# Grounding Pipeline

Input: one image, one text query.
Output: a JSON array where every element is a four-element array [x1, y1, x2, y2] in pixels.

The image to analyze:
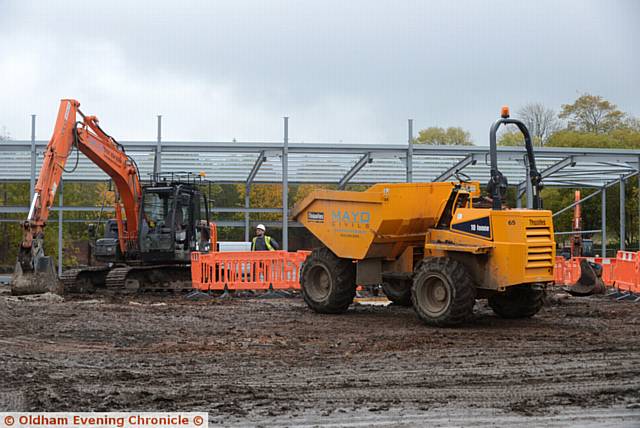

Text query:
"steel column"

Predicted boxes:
[[30, 115, 36, 200], [601, 187, 607, 257], [58, 179, 63, 276], [282, 117, 289, 251], [154, 115, 162, 176], [516, 188, 524, 208], [620, 176, 626, 250], [244, 185, 251, 241], [406, 119, 413, 183]]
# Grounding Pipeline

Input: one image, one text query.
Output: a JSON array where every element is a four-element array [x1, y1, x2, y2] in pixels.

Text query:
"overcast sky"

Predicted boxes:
[[1, 0, 638, 145]]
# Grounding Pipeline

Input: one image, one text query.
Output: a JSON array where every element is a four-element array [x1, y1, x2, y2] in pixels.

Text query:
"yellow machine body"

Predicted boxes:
[[292, 182, 555, 291]]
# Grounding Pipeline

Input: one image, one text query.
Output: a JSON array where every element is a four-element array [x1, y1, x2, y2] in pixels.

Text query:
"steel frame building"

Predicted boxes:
[[2, 117, 639, 271]]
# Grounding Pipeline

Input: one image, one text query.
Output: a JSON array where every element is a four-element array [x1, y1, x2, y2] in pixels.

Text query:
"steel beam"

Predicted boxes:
[[518, 156, 575, 194], [434, 154, 477, 182], [554, 229, 601, 236], [553, 188, 603, 218], [8, 140, 640, 159], [0, 205, 283, 214], [246, 151, 266, 185], [338, 152, 372, 189]]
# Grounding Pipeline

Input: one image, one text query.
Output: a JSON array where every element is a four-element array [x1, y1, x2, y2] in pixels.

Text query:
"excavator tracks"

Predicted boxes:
[[61, 265, 192, 294], [60, 266, 110, 293], [104, 265, 192, 293]]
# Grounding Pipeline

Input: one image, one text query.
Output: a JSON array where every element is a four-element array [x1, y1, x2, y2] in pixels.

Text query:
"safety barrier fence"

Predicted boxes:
[[191, 250, 311, 291], [554, 252, 640, 293]]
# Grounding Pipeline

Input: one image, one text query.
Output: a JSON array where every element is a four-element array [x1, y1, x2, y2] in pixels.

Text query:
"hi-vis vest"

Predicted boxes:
[[251, 235, 275, 251]]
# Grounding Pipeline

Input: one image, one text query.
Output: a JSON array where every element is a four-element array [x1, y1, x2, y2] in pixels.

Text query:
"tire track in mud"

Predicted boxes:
[[0, 292, 639, 420]]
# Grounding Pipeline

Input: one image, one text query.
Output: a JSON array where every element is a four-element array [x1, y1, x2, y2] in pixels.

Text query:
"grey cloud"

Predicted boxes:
[[0, 0, 638, 144]]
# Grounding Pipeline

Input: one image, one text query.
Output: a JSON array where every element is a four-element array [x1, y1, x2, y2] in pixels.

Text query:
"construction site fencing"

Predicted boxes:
[[191, 250, 311, 291], [554, 252, 639, 293]]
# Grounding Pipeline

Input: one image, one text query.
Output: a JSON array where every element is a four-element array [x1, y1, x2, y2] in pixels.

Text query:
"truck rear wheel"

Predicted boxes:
[[488, 284, 544, 319], [382, 280, 412, 306], [301, 247, 356, 314], [411, 257, 475, 326]]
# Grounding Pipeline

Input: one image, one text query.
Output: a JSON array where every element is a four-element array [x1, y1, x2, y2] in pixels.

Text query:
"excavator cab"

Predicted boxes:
[[93, 180, 209, 265], [139, 178, 209, 264]]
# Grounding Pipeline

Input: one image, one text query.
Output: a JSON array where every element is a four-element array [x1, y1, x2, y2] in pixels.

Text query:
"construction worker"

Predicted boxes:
[[252, 224, 280, 251]]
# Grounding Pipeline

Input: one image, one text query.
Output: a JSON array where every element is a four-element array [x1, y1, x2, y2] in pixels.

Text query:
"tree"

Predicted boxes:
[[0, 126, 11, 142], [517, 103, 560, 145], [497, 129, 542, 147], [546, 129, 640, 149], [415, 127, 473, 145], [559, 94, 625, 134], [624, 116, 640, 132]]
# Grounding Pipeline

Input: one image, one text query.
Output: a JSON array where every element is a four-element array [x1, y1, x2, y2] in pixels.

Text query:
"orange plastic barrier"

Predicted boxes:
[[555, 252, 640, 293], [612, 251, 640, 293], [554, 257, 566, 284], [191, 250, 311, 291]]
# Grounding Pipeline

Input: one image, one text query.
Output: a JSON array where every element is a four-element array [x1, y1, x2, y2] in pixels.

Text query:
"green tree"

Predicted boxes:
[[546, 129, 640, 149], [415, 127, 473, 145], [559, 94, 625, 134], [497, 129, 542, 147]]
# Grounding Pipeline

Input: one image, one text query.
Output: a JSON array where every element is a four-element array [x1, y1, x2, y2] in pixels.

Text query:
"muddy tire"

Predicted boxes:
[[488, 284, 544, 319], [411, 257, 475, 327], [301, 247, 356, 314], [382, 280, 412, 306]]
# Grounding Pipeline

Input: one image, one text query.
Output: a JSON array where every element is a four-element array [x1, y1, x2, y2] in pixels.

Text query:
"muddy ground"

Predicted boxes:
[[0, 287, 639, 427]]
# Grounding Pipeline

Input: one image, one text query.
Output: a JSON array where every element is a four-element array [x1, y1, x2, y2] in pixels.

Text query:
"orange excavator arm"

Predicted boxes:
[[17, 99, 142, 281]]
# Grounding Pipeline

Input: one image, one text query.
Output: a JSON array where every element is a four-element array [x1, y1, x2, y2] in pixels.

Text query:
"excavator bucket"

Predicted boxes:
[[564, 259, 605, 297], [11, 252, 61, 296]]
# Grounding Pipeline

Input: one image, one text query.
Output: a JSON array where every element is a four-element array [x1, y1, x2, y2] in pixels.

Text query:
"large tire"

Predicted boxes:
[[488, 284, 544, 319], [382, 280, 412, 306], [411, 257, 476, 327], [301, 247, 356, 314]]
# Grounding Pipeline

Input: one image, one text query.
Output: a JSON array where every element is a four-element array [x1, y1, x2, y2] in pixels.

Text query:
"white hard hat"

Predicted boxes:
[[256, 224, 266, 231]]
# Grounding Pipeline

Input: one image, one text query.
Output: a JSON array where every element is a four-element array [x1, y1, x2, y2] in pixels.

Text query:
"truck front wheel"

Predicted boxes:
[[411, 257, 476, 326], [301, 247, 356, 314]]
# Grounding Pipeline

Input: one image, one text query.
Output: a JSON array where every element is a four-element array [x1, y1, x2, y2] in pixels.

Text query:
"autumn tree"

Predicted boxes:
[[415, 127, 473, 145], [559, 94, 625, 134]]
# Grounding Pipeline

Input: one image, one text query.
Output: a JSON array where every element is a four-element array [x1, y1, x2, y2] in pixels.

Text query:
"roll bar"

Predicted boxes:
[[488, 109, 542, 210]]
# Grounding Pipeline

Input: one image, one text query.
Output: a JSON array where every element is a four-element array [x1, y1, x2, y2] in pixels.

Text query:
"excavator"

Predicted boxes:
[[563, 190, 605, 296], [11, 99, 212, 295]]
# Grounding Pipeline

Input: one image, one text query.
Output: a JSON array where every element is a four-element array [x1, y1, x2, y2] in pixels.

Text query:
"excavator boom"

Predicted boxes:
[[12, 99, 142, 295]]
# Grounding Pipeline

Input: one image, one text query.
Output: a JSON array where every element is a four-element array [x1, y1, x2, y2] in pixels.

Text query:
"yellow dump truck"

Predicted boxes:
[[292, 109, 555, 326]]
